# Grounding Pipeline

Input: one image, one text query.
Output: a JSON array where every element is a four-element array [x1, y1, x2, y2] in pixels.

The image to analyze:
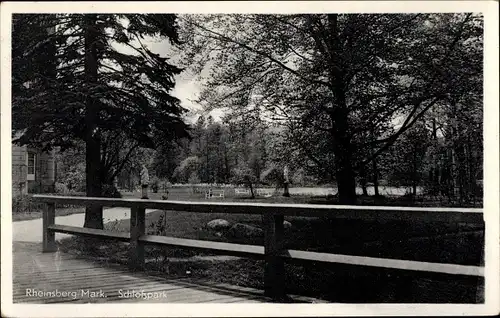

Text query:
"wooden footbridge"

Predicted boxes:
[[13, 243, 322, 303], [13, 195, 484, 303]]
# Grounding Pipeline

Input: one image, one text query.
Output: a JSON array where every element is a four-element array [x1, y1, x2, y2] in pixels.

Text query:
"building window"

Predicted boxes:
[[27, 152, 36, 181]]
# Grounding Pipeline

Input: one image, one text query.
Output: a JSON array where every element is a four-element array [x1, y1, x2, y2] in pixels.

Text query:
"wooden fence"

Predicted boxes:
[[34, 195, 484, 300]]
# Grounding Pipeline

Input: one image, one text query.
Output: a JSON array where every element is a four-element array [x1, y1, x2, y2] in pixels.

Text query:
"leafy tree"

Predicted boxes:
[[424, 95, 483, 204], [172, 156, 201, 183], [62, 163, 86, 192], [54, 133, 142, 194], [260, 164, 286, 193], [231, 163, 258, 198], [180, 13, 482, 204], [151, 139, 187, 180], [188, 171, 201, 185], [387, 121, 430, 195], [221, 111, 273, 181], [54, 143, 86, 191], [12, 14, 190, 228], [205, 117, 229, 184], [99, 132, 142, 186]]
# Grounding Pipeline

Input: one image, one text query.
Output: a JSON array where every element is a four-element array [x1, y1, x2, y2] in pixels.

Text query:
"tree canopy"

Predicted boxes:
[[12, 14, 190, 228], [179, 13, 483, 204], [13, 14, 189, 151]]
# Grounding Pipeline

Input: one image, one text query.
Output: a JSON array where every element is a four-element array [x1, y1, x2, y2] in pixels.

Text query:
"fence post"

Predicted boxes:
[[42, 202, 56, 252], [129, 205, 145, 270], [263, 212, 286, 300]]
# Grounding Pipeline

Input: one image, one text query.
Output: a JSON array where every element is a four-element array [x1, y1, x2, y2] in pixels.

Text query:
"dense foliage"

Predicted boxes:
[[12, 14, 189, 228], [177, 13, 483, 204], [13, 13, 483, 215]]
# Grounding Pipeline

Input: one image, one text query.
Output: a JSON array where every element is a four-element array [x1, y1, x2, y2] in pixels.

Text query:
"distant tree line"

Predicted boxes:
[[104, 102, 481, 206]]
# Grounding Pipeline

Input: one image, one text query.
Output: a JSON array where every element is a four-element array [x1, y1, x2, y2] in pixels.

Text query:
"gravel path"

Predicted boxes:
[[13, 207, 156, 243]]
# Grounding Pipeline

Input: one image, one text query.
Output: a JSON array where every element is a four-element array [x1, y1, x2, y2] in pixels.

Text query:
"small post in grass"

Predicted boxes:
[[42, 202, 57, 252], [263, 212, 286, 300], [129, 205, 145, 270]]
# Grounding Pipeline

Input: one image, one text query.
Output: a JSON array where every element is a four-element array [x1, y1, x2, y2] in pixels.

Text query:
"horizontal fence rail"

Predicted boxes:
[[34, 195, 485, 300], [35, 195, 484, 223]]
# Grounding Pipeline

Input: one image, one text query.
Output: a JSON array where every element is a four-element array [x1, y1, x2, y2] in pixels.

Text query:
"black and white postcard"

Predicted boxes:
[[1, 1, 498, 317]]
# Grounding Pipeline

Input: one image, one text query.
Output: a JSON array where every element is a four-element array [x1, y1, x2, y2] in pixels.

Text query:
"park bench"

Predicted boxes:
[[235, 188, 251, 196], [256, 188, 274, 197], [35, 195, 484, 302], [205, 189, 225, 199]]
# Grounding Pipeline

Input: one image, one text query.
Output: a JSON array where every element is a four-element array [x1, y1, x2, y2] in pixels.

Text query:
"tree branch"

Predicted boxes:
[[182, 17, 331, 88], [355, 95, 442, 170], [110, 142, 141, 181]]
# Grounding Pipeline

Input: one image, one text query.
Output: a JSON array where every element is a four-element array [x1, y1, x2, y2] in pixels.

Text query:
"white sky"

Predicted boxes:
[[133, 38, 223, 123]]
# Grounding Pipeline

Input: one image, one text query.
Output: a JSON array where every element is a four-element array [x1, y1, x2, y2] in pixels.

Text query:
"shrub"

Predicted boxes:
[[159, 179, 172, 192], [55, 182, 70, 194], [102, 184, 122, 198], [188, 172, 201, 185], [12, 194, 43, 213], [260, 165, 284, 189], [151, 176, 160, 193], [172, 156, 201, 183], [60, 162, 86, 192]]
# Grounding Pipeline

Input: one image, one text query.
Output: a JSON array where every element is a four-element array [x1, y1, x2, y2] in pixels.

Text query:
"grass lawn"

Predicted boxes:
[[122, 187, 483, 207], [58, 188, 484, 303], [13, 185, 481, 223]]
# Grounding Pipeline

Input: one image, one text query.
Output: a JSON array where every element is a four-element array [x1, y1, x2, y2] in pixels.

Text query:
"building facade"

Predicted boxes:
[[12, 143, 55, 195]]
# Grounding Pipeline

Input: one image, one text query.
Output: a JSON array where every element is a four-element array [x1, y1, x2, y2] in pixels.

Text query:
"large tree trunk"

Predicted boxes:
[[331, 110, 357, 204], [372, 157, 380, 196], [83, 15, 103, 229], [283, 182, 290, 197], [329, 86, 357, 204], [335, 150, 357, 204], [248, 180, 255, 199], [326, 14, 357, 205]]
